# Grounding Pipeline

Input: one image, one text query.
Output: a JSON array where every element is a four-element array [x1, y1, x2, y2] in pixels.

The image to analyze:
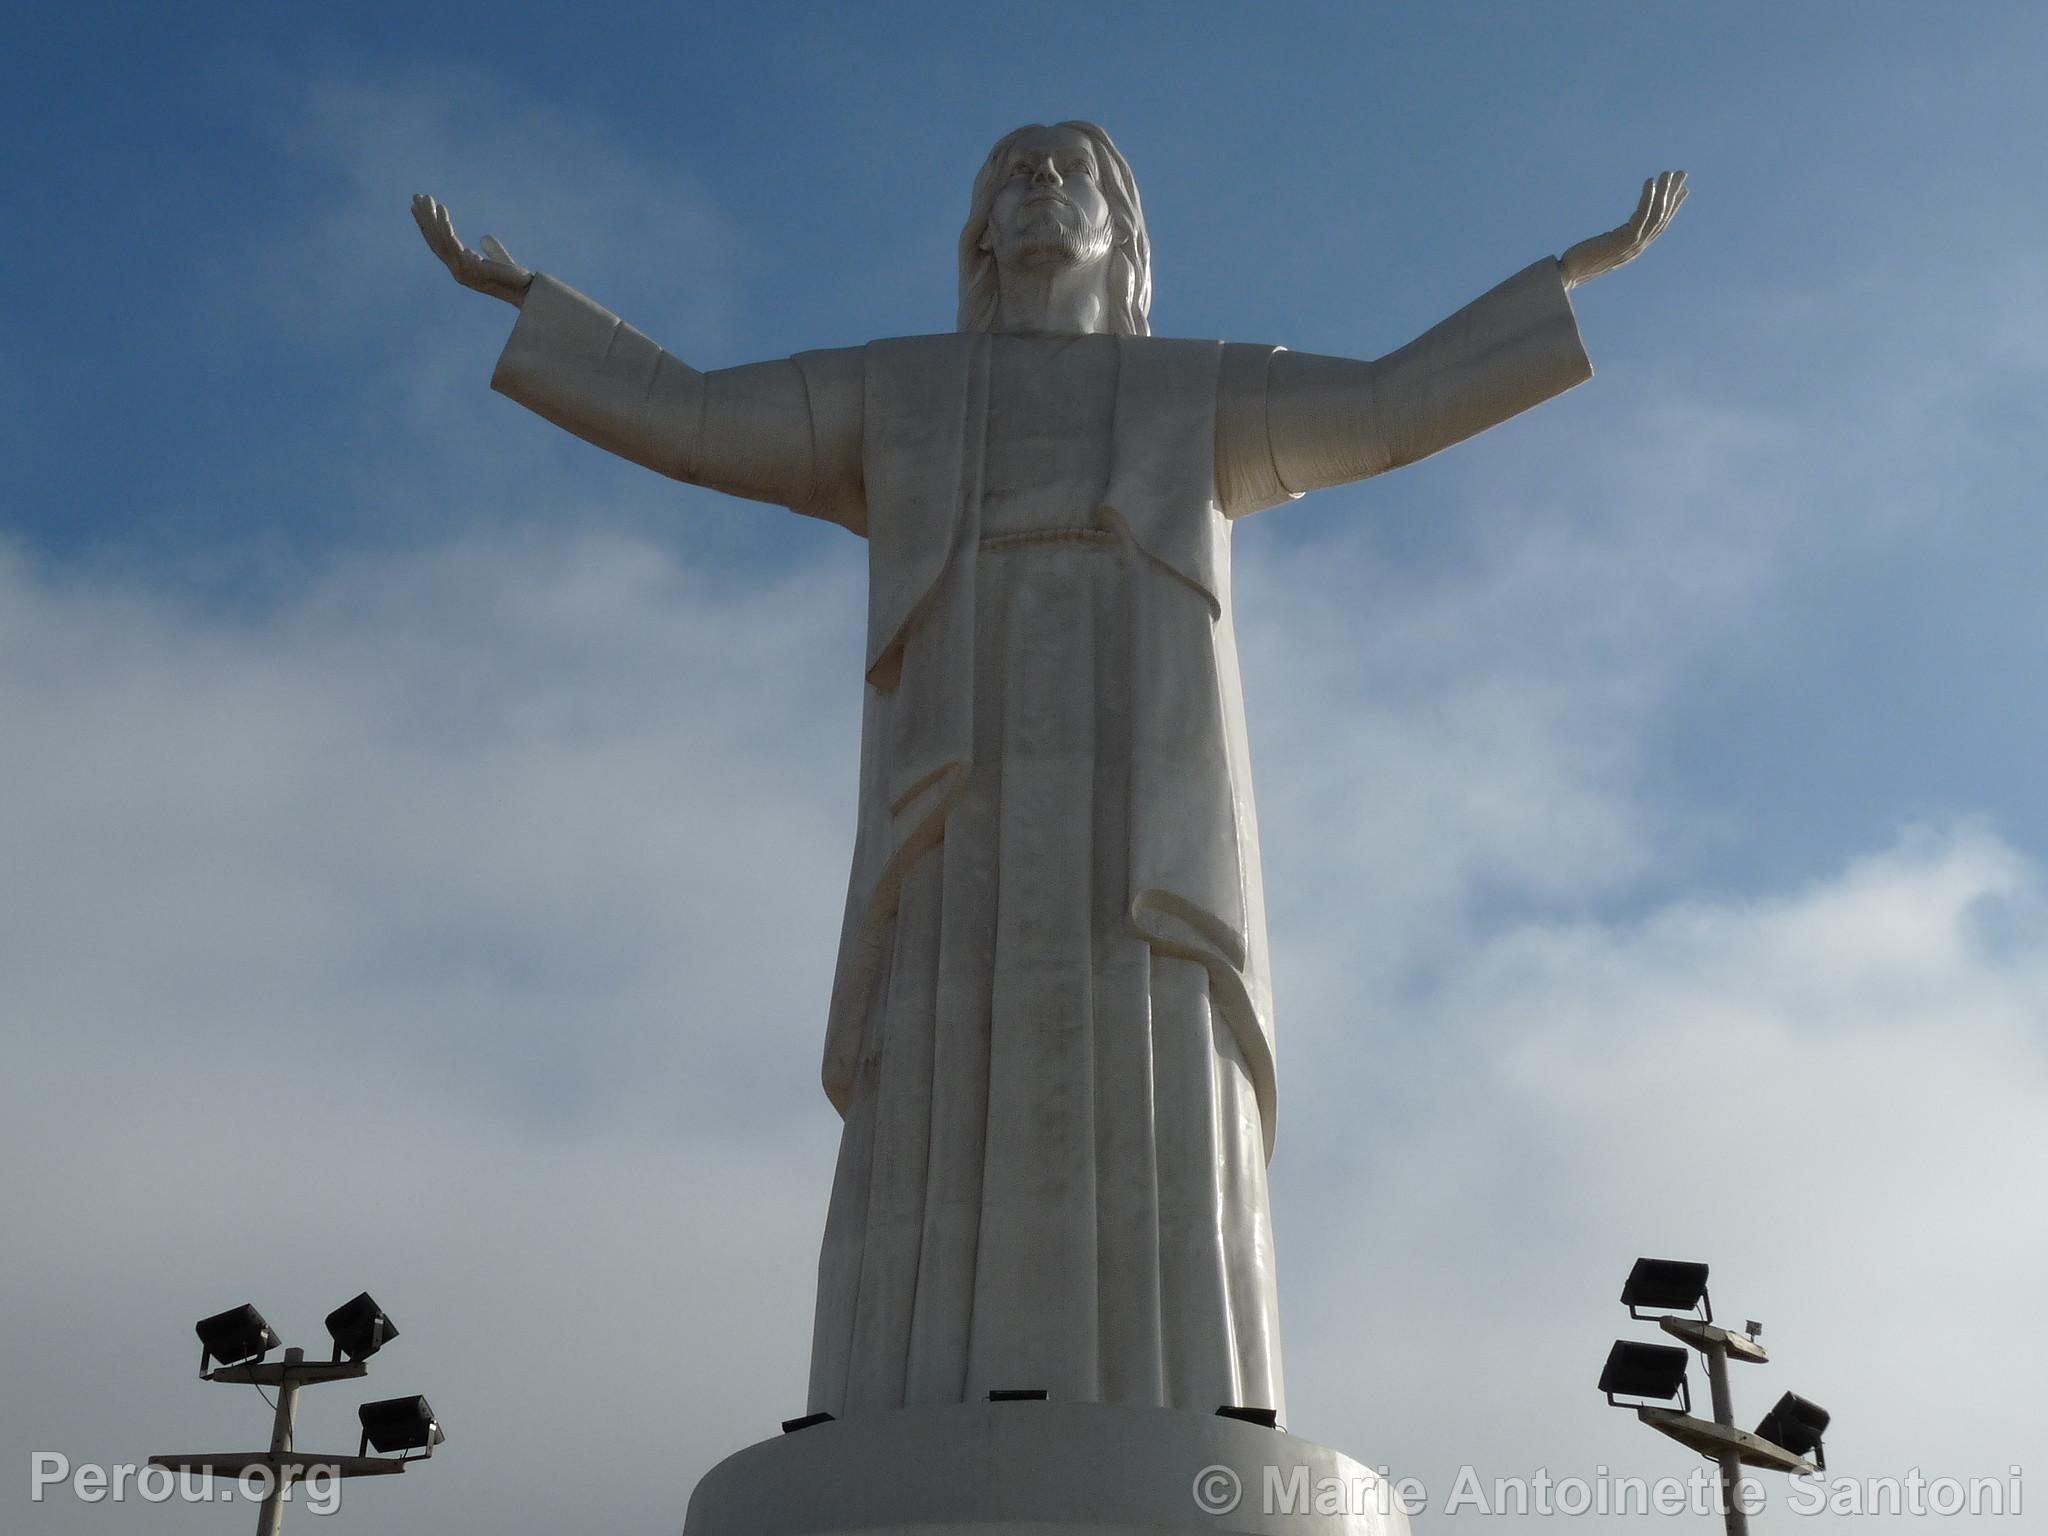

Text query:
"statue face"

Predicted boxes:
[[983, 125, 1114, 271]]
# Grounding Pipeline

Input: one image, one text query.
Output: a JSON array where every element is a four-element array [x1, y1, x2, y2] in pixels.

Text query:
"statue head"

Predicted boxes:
[[957, 121, 1152, 337]]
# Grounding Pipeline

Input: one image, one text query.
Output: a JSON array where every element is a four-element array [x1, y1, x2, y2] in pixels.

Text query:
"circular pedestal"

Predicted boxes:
[[682, 1401, 1413, 1535]]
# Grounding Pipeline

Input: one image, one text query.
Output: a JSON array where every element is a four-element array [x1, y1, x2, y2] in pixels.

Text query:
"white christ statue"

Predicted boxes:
[[414, 123, 1684, 1427]]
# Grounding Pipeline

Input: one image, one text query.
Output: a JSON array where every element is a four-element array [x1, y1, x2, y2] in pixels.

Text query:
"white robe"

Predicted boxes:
[[488, 259, 1592, 1420]]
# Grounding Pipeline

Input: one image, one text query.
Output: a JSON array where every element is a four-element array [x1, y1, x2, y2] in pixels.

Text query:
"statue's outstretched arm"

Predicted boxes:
[[1238, 173, 1685, 506], [412, 195, 859, 526]]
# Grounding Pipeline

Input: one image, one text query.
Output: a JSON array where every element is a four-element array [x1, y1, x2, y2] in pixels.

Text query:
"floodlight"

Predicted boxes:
[[1756, 1391, 1830, 1469], [1217, 1405, 1281, 1429], [357, 1395, 444, 1457], [1599, 1340, 1692, 1413], [325, 1293, 399, 1362], [1620, 1257, 1712, 1321], [195, 1304, 277, 1372], [987, 1388, 1048, 1402]]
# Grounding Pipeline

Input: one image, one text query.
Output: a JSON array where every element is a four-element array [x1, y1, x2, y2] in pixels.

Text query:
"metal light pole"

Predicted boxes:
[[1600, 1259, 1829, 1536], [256, 1347, 303, 1536], [1641, 1316, 1789, 1536], [1704, 1329, 1750, 1536], [152, 1296, 439, 1533]]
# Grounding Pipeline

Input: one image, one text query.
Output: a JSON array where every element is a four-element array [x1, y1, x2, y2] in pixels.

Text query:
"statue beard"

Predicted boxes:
[[993, 209, 1116, 272]]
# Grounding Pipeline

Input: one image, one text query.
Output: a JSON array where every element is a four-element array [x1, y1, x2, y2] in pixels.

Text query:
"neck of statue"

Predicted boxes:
[[992, 258, 1112, 336]]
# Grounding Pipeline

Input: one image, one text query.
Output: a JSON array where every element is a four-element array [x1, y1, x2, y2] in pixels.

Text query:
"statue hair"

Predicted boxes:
[[956, 122, 1152, 337]]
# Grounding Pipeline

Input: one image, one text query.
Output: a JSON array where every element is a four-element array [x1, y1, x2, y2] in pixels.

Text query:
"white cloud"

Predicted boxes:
[[254, 60, 735, 356], [154, 58, 761, 563], [0, 532, 866, 1135], [1281, 825, 2048, 1529], [9, 495, 2042, 1531], [0, 529, 861, 1533]]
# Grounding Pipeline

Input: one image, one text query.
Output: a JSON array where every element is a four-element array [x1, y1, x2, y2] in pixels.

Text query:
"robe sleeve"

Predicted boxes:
[[1214, 342, 1299, 518], [490, 272, 864, 532], [1225, 257, 1593, 514]]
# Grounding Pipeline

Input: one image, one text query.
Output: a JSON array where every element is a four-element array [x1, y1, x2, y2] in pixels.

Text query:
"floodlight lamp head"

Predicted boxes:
[[1620, 1257, 1712, 1322], [357, 1395, 444, 1458], [1216, 1404, 1282, 1429], [1757, 1391, 1831, 1470], [1599, 1339, 1692, 1415], [195, 1304, 278, 1372], [324, 1292, 399, 1362]]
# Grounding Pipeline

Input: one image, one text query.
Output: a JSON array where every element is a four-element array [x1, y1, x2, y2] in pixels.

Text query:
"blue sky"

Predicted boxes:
[[6, 3, 2046, 1532]]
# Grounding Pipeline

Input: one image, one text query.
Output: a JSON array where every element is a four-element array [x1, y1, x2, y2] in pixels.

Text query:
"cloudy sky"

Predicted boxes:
[[6, 2, 2045, 1531]]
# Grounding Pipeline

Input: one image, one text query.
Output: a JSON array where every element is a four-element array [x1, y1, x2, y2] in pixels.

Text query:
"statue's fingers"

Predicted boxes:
[[479, 234, 515, 266], [1629, 177, 1658, 239], [418, 206, 458, 265], [1642, 178, 1667, 231], [447, 220, 477, 268], [1654, 175, 1687, 233], [1647, 175, 1677, 232]]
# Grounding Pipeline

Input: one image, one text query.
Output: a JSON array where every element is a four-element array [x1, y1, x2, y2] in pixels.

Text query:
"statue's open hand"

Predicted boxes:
[[1558, 172, 1687, 290], [411, 194, 533, 307]]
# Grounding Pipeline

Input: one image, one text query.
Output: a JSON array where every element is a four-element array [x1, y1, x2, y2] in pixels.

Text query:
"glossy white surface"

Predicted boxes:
[[683, 1401, 1414, 1536]]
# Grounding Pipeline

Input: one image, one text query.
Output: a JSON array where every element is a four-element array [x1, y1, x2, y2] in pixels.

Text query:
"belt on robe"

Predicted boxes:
[[978, 526, 1119, 552]]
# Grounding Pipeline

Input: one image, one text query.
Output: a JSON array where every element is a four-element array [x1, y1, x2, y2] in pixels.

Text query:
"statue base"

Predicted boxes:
[[682, 1401, 1414, 1534]]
